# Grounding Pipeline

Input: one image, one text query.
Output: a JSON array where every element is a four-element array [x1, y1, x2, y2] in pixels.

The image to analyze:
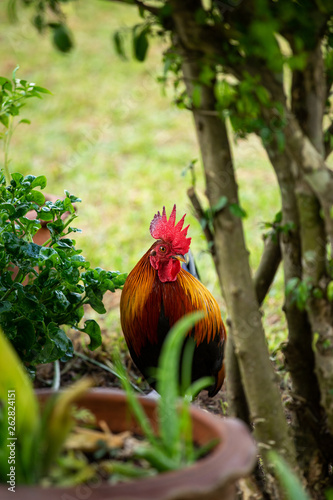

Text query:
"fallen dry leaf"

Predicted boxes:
[[65, 426, 131, 452]]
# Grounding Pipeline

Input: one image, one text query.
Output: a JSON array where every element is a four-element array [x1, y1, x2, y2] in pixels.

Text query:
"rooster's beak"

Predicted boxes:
[[172, 254, 186, 263]]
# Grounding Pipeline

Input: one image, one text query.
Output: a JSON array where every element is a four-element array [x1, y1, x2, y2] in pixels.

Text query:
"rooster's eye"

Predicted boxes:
[[159, 245, 166, 253]]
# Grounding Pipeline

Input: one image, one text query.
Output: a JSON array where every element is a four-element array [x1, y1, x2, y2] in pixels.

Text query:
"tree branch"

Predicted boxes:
[[105, 0, 160, 16], [324, 121, 333, 160], [187, 187, 215, 257], [253, 234, 281, 306]]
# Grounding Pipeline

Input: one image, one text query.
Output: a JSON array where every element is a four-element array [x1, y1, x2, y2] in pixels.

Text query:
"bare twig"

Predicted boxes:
[[187, 186, 215, 257], [74, 351, 144, 394]]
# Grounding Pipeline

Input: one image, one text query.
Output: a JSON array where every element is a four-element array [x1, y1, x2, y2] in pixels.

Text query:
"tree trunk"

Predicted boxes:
[[169, 21, 298, 473], [265, 142, 327, 479], [280, 44, 333, 436]]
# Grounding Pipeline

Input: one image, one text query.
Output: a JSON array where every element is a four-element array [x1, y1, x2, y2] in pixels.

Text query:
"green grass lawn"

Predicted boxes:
[[0, 1, 285, 351]]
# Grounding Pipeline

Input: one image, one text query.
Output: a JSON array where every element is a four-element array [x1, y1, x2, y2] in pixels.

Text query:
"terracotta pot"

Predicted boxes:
[[0, 388, 257, 500]]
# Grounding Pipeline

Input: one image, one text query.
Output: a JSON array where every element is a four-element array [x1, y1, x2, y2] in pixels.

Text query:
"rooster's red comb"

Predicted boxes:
[[150, 205, 191, 254]]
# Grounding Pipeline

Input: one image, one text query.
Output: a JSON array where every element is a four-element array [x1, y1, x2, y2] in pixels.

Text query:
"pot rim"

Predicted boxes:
[[1, 387, 257, 500]]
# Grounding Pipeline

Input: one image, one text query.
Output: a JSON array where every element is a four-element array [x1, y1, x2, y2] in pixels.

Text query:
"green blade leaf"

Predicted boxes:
[[268, 451, 310, 500], [0, 328, 40, 484], [114, 352, 158, 447], [39, 378, 92, 477], [156, 311, 205, 458]]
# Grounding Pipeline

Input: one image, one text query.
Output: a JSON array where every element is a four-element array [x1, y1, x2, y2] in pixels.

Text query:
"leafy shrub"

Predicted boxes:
[[0, 172, 126, 370]]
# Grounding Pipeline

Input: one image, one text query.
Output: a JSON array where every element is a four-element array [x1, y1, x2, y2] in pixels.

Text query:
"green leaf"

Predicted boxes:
[[47, 323, 73, 356], [296, 281, 310, 311], [38, 207, 54, 221], [199, 65, 215, 86], [186, 376, 215, 400], [13, 318, 36, 351], [0, 301, 12, 313], [85, 288, 106, 314], [39, 246, 59, 262], [27, 190, 45, 206], [53, 290, 70, 312], [327, 281, 333, 302], [47, 219, 65, 236], [11, 172, 24, 185], [63, 197, 74, 214], [33, 86, 52, 95], [31, 175, 47, 189], [10, 203, 31, 220], [110, 272, 127, 288], [285, 277, 299, 296], [0, 114, 9, 128], [212, 196, 228, 214], [113, 30, 127, 60], [52, 24, 74, 53], [274, 211, 282, 224], [312, 288, 323, 300], [18, 118, 31, 125], [229, 202, 247, 218], [192, 84, 202, 108], [80, 320, 102, 350], [0, 77, 10, 86], [133, 25, 149, 62], [0, 202, 15, 216]]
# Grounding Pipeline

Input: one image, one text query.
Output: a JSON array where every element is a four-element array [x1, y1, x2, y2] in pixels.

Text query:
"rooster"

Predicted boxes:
[[120, 205, 226, 396]]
